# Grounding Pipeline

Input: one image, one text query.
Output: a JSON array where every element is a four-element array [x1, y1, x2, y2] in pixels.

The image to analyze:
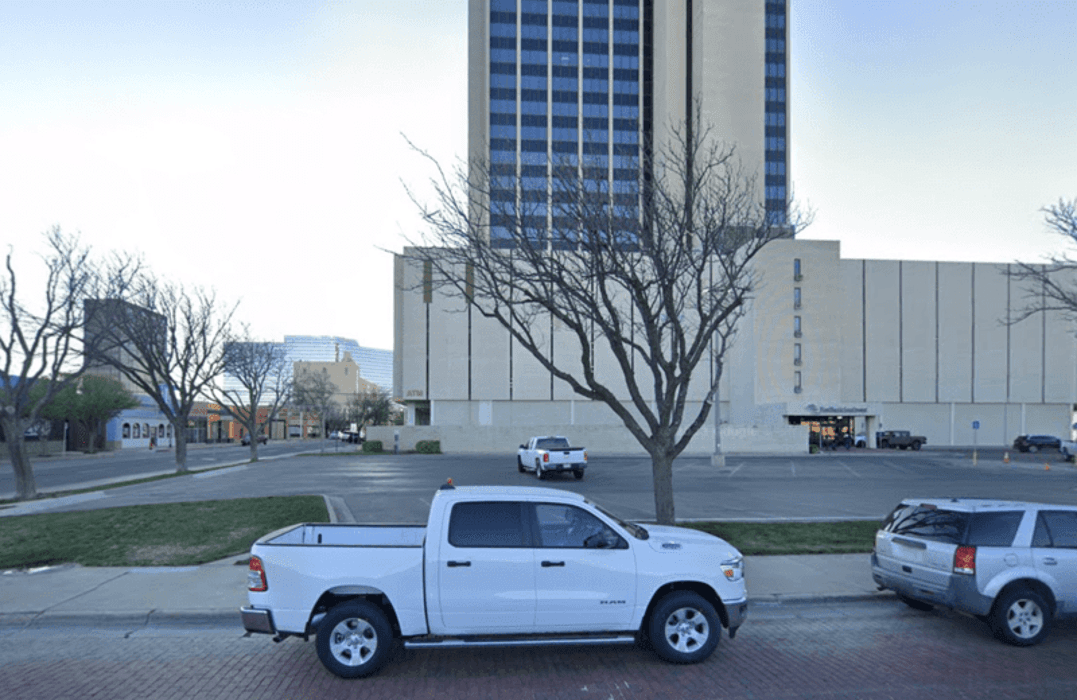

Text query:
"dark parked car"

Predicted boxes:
[[1013, 435, 1060, 453], [241, 433, 268, 446]]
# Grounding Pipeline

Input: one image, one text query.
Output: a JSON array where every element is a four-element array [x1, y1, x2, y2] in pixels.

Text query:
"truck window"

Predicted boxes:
[[448, 502, 529, 548], [536, 438, 570, 450], [534, 504, 619, 548]]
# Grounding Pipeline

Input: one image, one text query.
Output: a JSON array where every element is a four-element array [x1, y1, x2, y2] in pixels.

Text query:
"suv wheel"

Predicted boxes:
[[991, 588, 1051, 646], [1029, 445, 1039, 453]]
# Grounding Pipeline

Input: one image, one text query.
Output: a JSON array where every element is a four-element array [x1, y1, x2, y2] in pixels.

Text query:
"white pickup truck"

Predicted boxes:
[[241, 483, 747, 678], [517, 435, 587, 480]]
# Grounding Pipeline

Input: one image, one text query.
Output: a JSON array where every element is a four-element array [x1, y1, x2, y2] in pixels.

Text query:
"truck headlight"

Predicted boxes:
[[720, 555, 744, 582]]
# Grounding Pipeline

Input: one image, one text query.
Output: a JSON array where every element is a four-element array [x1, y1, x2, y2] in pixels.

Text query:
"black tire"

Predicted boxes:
[[647, 591, 721, 664], [315, 600, 394, 678], [536, 461, 546, 480], [898, 595, 934, 612], [990, 588, 1051, 646], [517, 456, 525, 473], [911, 441, 921, 451], [574, 469, 584, 480]]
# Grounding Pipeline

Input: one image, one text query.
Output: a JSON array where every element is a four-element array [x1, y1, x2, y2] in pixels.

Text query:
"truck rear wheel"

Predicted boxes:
[[574, 469, 584, 480], [517, 456, 525, 473], [316, 600, 393, 678], [647, 591, 721, 664]]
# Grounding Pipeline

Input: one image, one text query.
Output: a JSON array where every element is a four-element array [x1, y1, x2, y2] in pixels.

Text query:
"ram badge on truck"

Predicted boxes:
[[241, 482, 747, 678]]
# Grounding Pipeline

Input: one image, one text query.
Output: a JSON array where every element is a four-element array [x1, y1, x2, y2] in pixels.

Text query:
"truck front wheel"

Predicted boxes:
[[316, 600, 393, 678], [647, 591, 721, 664]]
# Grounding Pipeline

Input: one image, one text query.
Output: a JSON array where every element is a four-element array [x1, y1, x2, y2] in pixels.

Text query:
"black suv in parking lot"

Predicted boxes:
[[1013, 435, 1061, 453]]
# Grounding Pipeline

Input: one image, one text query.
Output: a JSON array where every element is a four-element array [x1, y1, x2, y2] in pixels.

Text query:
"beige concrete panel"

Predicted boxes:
[[695, 0, 766, 195], [864, 261, 901, 402], [972, 264, 1010, 403], [428, 284, 471, 401], [396, 253, 429, 401], [937, 263, 973, 403], [878, 403, 951, 447], [899, 262, 937, 403], [1023, 403, 1072, 437], [797, 243, 844, 405], [1044, 305, 1077, 404], [750, 243, 794, 404], [512, 313, 553, 401], [470, 308, 511, 400], [551, 320, 586, 401], [839, 260, 865, 402], [467, 0, 490, 179], [952, 403, 1007, 447], [651, 0, 687, 149]]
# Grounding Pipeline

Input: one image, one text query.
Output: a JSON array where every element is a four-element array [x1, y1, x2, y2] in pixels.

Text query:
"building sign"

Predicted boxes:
[[804, 404, 869, 415]]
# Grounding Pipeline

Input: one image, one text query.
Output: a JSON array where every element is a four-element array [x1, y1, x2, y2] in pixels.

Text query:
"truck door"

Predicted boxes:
[[531, 503, 636, 631], [432, 501, 536, 634]]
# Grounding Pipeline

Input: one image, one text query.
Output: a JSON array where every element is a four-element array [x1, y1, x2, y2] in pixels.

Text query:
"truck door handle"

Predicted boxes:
[[541, 560, 565, 567], [447, 560, 471, 568], [1042, 557, 1058, 566]]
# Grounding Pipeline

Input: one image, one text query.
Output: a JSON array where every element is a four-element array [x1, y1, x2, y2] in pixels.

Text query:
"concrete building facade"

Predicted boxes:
[[390, 239, 1076, 454]]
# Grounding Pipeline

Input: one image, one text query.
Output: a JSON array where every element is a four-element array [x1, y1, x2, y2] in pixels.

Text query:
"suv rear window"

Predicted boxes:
[[882, 504, 1022, 546], [883, 505, 968, 544]]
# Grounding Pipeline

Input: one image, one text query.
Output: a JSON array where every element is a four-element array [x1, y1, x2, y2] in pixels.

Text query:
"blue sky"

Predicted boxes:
[[1, 1, 1074, 352]]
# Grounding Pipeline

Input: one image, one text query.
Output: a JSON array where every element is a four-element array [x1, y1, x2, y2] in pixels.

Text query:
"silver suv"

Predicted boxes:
[[872, 498, 1077, 645]]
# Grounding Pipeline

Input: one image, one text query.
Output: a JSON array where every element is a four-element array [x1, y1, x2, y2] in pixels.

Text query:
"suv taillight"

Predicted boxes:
[[248, 556, 268, 592], [953, 546, 976, 575]]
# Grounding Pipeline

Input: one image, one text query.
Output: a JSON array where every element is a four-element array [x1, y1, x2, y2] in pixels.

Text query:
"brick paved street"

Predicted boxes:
[[3, 601, 1075, 699]]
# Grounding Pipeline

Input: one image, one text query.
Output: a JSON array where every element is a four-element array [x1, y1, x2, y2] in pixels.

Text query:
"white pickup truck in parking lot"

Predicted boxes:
[[241, 482, 747, 678], [517, 435, 587, 480]]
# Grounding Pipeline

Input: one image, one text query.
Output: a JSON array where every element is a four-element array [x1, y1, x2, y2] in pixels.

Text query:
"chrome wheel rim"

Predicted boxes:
[[664, 606, 710, 653], [329, 617, 378, 666], [1005, 598, 1044, 640]]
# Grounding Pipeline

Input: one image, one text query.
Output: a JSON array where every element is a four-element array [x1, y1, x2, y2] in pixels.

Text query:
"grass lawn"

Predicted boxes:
[[681, 520, 880, 556], [0, 496, 328, 569], [1, 492, 877, 568]]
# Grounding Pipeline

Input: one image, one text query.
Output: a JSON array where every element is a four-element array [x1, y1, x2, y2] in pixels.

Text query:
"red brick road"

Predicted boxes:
[[3, 601, 1075, 699]]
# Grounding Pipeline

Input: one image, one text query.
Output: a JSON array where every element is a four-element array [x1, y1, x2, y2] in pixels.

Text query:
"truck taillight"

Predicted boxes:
[[248, 556, 268, 592], [953, 546, 976, 575], [543, 453, 549, 463]]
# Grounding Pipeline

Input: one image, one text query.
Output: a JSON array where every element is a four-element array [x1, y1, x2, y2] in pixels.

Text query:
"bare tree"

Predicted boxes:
[[406, 116, 809, 523], [346, 385, 393, 431], [292, 367, 338, 452], [85, 277, 236, 473], [1007, 198, 1077, 323], [213, 329, 292, 462], [0, 228, 138, 500]]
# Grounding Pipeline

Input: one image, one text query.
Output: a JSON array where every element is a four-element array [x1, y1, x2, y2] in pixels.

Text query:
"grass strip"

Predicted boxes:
[[0, 496, 328, 569], [681, 520, 880, 556]]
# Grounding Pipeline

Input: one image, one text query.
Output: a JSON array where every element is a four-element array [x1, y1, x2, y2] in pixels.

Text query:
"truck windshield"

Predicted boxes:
[[587, 499, 649, 540]]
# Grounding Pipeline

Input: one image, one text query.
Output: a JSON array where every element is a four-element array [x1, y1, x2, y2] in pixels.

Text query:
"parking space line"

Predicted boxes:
[[838, 462, 862, 478]]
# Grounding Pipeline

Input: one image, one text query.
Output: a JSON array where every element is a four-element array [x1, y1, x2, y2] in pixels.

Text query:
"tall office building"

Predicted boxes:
[[468, 0, 789, 243]]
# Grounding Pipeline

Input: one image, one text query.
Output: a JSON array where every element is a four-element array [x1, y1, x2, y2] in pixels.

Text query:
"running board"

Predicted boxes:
[[404, 634, 636, 650]]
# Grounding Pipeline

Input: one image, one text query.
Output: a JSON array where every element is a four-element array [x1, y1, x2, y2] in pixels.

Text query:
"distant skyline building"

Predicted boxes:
[[469, 0, 789, 245], [221, 336, 393, 397]]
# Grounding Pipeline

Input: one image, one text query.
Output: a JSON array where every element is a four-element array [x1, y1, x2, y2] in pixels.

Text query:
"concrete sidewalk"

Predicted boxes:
[[0, 551, 888, 628]]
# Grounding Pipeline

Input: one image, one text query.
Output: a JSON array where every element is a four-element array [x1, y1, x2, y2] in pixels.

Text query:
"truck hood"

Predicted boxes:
[[642, 524, 741, 559]]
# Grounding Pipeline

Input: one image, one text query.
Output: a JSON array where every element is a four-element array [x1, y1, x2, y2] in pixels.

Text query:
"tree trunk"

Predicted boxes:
[[249, 442, 259, 462], [1, 416, 37, 500], [650, 449, 676, 524], [173, 419, 188, 473]]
